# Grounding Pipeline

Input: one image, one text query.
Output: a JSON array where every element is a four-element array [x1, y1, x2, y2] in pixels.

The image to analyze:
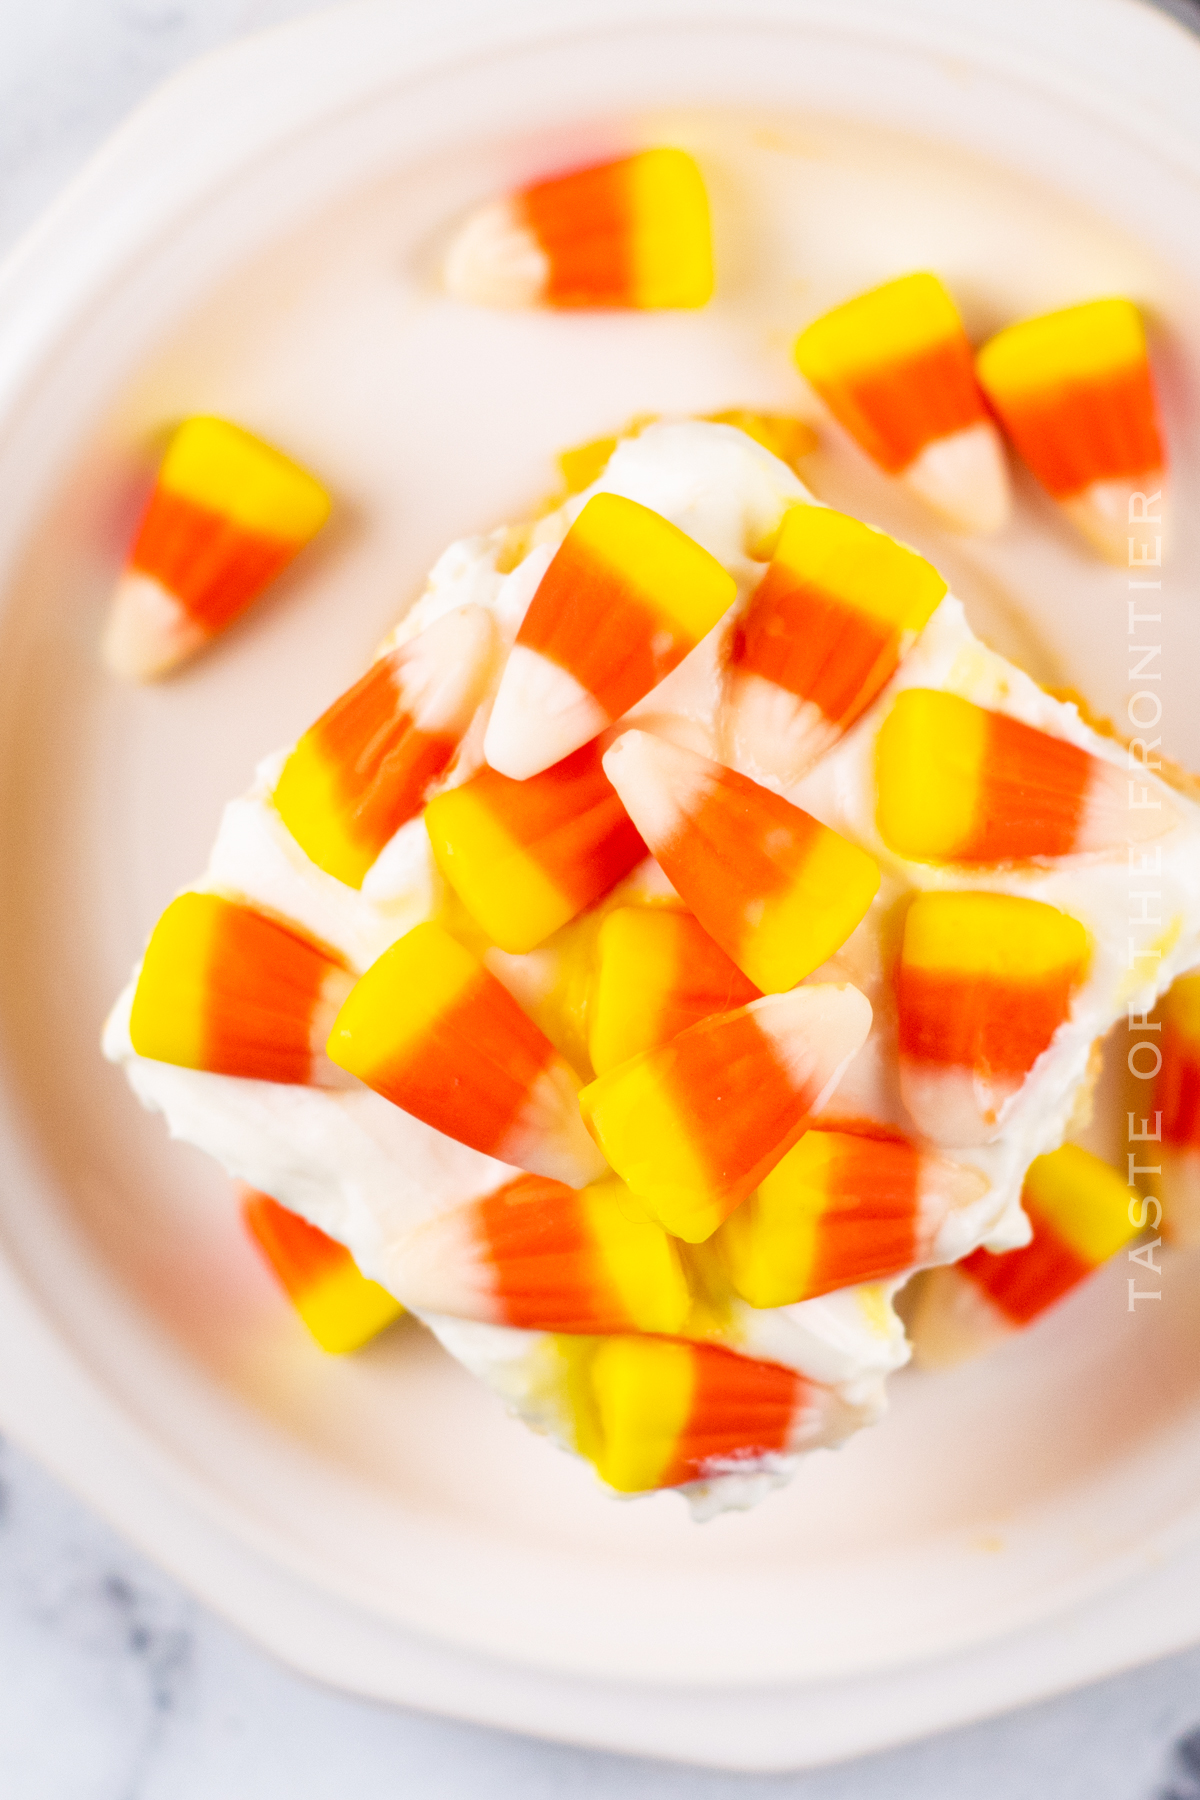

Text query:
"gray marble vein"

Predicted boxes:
[[2, 1432, 1200, 1798]]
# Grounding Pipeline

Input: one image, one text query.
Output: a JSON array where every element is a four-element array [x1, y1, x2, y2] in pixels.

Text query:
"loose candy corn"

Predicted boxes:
[[484, 492, 736, 780], [587, 907, 759, 1075], [896, 892, 1090, 1146], [578, 1337, 835, 1493], [327, 921, 606, 1185], [909, 1144, 1138, 1366], [274, 606, 495, 886], [443, 148, 713, 310], [129, 891, 353, 1084], [715, 1129, 988, 1308], [424, 741, 645, 955], [104, 417, 330, 680], [241, 1188, 403, 1353], [1156, 971, 1200, 1245], [603, 730, 879, 993], [723, 505, 947, 782], [578, 983, 872, 1241], [793, 273, 1009, 533], [976, 299, 1166, 563], [876, 688, 1172, 864], [387, 1173, 690, 1334]]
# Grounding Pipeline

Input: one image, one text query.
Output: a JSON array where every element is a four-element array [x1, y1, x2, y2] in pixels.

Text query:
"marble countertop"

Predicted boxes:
[[2, 3, 1200, 1794]]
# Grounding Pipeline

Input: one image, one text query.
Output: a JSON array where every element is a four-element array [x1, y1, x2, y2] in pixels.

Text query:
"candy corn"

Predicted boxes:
[[723, 505, 947, 782], [896, 892, 1090, 1145], [602, 730, 880, 993], [587, 907, 760, 1075], [128, 891, 354, 1084], [976, 299, 1165, 563], [793, 273, 1009, 533], [876, 688, 1172, 864], [327, 920, 607, 1185], [387, 1173, 690, 1333], [715, 1129, 987, 1307], [578, 983, 872, 1241], [274, 606, 496, 886], [424, 741, 645, 955], [1156, 971, 1200, 1245], [443, 148, 713, 310], [577, 1336, 834, 1493], [909, 1144, 1138, 1366], [240, 1188, 403, 1353], [104, 417, 330, 680], [484, 492, 736, 780]]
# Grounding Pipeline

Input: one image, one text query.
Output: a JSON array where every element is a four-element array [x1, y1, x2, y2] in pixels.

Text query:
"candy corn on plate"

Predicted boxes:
[[3, 0, 1200, 1770]]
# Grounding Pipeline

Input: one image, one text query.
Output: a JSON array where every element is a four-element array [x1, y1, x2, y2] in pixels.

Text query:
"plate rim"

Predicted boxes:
[[2, 0, 1200, 1768]]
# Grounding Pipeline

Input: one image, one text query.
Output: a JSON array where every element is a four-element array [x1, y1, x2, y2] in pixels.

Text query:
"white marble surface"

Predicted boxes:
[[2, 1, 1200, 1793]]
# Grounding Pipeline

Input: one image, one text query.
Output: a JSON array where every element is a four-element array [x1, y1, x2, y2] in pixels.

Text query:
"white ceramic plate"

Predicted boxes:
[[2, 0, 1200, 1771]]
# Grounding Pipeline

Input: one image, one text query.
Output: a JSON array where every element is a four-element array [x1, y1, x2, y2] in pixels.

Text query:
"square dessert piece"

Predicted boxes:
[[106, 420, 1200, 1514]]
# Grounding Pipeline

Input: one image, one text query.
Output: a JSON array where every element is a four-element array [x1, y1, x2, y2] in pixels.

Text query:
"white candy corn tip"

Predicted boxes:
[[917, 1158, 992, 1262], [398, 604, 499, 735], [601, 729, 715, 853], [1163, 1146, 1200, 1247], [443, 198, 549, 307], [902, 421, 1011, 535], [384, 1207, 500, 1322], [786, 1382, 863, 1455], [1081, 751, 1179, 850], [751, 984, 873, 1109], [103, 572, 209, 682], [484, 642, 609, 779], [899, 1064, 1021, 1149], [907, 1265, 1011, 1369], [721, 670, 838, 787], [501, 1062, 610, 1186], [1061, 475, 1167, 565]]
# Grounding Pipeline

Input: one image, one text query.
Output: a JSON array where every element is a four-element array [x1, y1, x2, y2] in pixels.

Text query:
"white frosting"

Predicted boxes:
[[105, 421, 1200, 1512]]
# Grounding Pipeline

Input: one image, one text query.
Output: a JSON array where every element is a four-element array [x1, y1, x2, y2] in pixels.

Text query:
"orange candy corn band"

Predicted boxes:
[[586, 907, 760, 1076], [1156, 975, 1200, 1150], [390, 1173, 691, 1335], [603, 731, 879, 995], [274, 606, 495, 887], [581, 1336, 806, 1493], [484, 492, 736, 779], [129, 891, 353, 1085], [130, 491, 293, 632], [1155, 975, 1200, 1242], [875, 688, 1165, 865], [424, 741, 646, 956], [241, 1189, 403, 1353], [579, 984, 873, 1242], [327, 921, 605, 1186], [976, 299, 1164, 499]]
